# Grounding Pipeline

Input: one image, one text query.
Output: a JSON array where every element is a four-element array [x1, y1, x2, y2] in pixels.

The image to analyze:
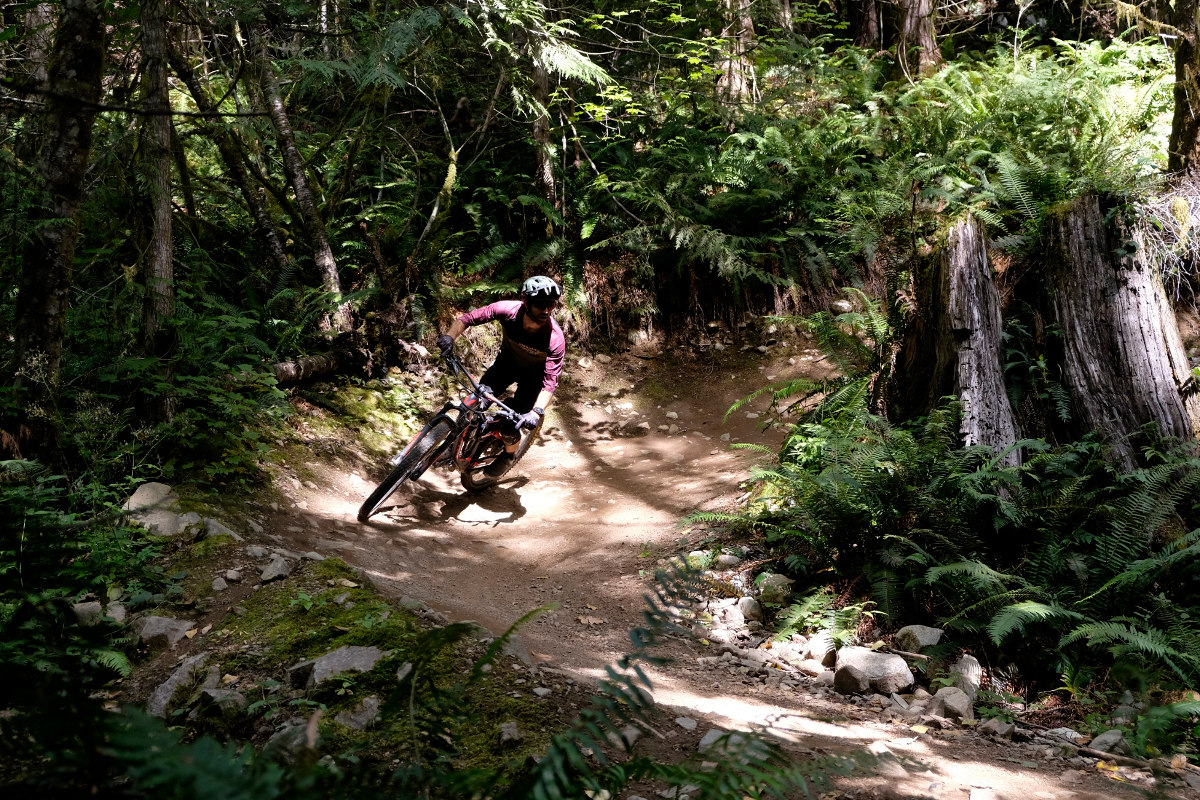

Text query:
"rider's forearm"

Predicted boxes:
[[445, 319, 467, 340], [535, 390, 553, 411]]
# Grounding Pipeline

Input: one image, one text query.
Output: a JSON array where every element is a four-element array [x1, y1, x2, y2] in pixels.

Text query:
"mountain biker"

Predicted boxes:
[[435, 275, 565, 477]]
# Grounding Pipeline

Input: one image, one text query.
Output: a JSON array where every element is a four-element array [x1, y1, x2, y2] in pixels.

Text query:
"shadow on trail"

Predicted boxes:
[[361, 477, 531, 529]]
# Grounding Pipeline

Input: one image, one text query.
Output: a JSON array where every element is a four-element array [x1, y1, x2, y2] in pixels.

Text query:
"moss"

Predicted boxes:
[[159, 534, 238, 600], [220, 567, 420, 666], [310, 656, 572, 784], [453, 682, 560, 773]]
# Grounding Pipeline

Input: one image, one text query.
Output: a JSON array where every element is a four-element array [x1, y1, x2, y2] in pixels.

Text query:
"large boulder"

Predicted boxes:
[[756, 573, 794, 605], [1089, 729, 1131, 755], [122, 482, 203, 537], [950, 654, 983, 700], [146, 653, 210, 717], [926, 686, 974, 721], [833, 647, 914, 694], [202, 518, 243, 541], [833, 664, 870, 694], [334, 695, 381, 731], [72, 601, 105, 627], [132, 615, 196, 650], [737, 596, 763, 622], [894, 625, 943, 653], [263, 722, 320, 765], [803, 630, 837, 667], [191, 688, 248, 721], [261, 554, 292, 582]]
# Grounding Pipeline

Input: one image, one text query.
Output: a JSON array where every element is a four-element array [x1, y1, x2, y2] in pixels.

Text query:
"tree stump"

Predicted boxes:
[[892, 216, 1020, 464], [1045, 196, 1200, 466]]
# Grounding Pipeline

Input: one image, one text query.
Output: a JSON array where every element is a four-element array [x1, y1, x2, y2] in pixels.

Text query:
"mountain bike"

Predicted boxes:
[[357, 354, 543, 522]]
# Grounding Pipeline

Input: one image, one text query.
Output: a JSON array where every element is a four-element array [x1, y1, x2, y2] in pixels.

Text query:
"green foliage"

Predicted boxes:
[[727, 288, 889, 429], [773, 590, 878, 648], [0, 477, 167, 791], [737, 377, 1200, 697], [878, 37, 1171, 248], [1130, 701, 1200, 759]]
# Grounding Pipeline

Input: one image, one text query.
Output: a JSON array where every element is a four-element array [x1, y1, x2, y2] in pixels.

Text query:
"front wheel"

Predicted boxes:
[[358, 419, 454, 522]]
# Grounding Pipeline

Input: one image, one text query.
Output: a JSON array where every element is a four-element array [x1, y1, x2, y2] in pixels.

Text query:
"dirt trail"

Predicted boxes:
[[276, 347, 1186, 800]]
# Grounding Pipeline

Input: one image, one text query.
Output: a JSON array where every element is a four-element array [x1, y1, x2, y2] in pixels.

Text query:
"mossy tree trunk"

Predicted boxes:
[[169, 50, 292, 278], [849, 0, 880, 48], [140, 0, 174, 371], [1044, 196, 1200, 467], [896, 0, 941, 78], [716, 0, 755, 106], [8, 0, 105, 460], [1169, 0, 1200, 174], [893, 202, 1199, 468], [251, 26, 353, 334], [891, 216, 1020, 463], [531, 60, 557, 230]]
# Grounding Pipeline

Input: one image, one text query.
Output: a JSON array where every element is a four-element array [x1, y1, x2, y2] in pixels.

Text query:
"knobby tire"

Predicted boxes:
[[358, 419, 453, 522], [460, 416, 543, 492]]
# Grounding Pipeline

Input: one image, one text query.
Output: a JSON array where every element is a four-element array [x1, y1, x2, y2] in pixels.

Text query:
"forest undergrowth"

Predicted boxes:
[[699, 297, 1200, 765]]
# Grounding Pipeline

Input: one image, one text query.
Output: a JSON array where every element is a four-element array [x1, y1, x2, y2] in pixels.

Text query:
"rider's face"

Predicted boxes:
[[524, 296, 557, 327]]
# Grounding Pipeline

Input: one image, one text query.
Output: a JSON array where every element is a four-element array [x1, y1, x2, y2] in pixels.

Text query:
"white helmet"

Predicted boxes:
[[520, 275, 562, 301]]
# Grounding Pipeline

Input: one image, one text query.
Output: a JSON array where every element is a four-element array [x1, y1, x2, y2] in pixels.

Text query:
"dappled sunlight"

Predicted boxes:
[[643, 672, 885, 744]]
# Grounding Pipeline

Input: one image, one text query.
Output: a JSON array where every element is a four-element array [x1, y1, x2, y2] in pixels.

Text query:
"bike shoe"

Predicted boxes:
[[484, 451, 515, 478]]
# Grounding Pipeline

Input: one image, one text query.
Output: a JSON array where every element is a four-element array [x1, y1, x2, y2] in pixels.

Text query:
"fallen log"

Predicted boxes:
[[271, 353, 340, 386]]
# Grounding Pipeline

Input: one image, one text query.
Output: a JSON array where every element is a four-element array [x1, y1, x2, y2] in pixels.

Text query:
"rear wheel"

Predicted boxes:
[[459, 433, 507, 491], [460, 417, 543, 491], [358, 419, 453, 522]]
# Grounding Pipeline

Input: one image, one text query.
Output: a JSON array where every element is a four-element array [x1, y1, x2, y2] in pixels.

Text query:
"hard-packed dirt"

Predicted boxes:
[[264, 343, 1194, 800]]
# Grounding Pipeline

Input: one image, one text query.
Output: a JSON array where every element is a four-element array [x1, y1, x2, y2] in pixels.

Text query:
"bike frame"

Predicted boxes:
[[393, 355, 526, 482]]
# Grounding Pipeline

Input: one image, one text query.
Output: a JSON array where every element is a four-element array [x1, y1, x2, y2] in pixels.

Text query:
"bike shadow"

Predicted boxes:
[[388, 475, 531, 525]]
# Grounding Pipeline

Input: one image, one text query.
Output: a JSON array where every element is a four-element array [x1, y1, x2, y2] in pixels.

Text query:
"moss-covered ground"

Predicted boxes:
[[134, 533, 583, 784]]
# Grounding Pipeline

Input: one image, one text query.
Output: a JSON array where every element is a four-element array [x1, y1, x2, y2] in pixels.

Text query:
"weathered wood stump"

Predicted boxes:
[[1045, 196, 1200, 466], [892, 216, 1020, 464]]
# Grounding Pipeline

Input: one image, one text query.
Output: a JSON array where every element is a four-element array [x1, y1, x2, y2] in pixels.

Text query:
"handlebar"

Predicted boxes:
[[443, 354, 532, 428]]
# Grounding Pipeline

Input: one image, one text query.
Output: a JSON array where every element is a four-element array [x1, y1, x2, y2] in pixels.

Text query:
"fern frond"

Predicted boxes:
[[987, 601, 1086, 645]]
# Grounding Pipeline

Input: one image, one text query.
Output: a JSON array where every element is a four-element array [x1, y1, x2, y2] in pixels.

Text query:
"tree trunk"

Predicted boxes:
[[251, 27, 352, 333], [716, 0, 756, 106], [1169, 0, 1200, 174], [896, 0, 941, 78], [8, 0, 105, 458], [11, 2, 55, 160], [891, 217, 1020, 462], [141, 0, 175, 367], [168, 49, 292, 277], [532, 60, 557, 232], [272, 353, 340, 385], [1045, 196, 1200, 467], [849, 0, 880, 48], [948, 219, 1021, 462]]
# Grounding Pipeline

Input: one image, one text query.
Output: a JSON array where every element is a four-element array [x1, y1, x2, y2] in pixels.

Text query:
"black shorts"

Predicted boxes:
[[480, 354, 541, 414]]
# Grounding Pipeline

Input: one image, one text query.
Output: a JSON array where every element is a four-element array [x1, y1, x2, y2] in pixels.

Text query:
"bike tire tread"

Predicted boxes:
[[358, 419, 453, 521]]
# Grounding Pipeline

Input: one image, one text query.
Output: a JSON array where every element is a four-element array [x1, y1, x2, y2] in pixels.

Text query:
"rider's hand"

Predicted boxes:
[[518, 410, 542, 430], [436, 334, 454, 357]]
